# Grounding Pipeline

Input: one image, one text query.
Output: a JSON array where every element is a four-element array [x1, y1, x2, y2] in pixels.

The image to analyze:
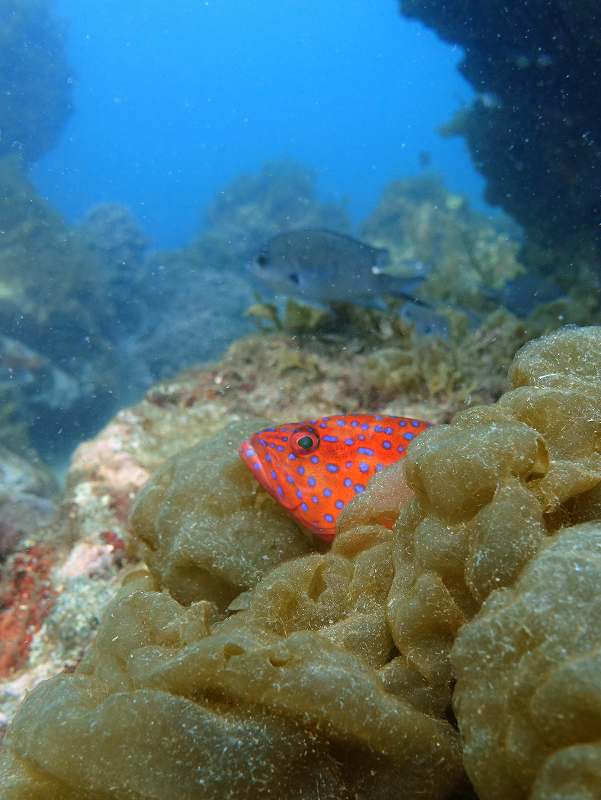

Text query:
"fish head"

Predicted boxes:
[[239, 414, 431, 541], [249, 235, 309, 297]]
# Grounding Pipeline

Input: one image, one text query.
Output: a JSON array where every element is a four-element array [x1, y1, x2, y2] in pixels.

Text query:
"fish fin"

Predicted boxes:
[[375, 270, 430, 303], [374, 247, 391, 270]]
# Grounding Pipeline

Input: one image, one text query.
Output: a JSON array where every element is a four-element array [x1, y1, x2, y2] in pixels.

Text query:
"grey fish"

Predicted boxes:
[[399, 301, 450, 338], [485, 274, 564, 317], [250, 229, 430, 305]]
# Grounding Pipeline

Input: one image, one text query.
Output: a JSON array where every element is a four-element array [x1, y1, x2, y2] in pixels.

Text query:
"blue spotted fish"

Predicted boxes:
[[239, 414, 430, 541]]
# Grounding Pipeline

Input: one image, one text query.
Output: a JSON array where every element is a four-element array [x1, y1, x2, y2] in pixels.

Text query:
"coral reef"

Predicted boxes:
[[191, 160, 350, 270], [0, 445, 56, 560], [121, 161, 351, 390], [1, 325, 601, 797], [360, 173, 523, 308], [0, 0, 72, 162], [77, 203, 149, 274], [398, 1, 601, 272], [0, 546, 57, 678], [0, 157, 120, 459]]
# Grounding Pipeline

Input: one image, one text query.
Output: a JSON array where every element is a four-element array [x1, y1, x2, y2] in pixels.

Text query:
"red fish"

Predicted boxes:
[[239, 414, 430, 542]]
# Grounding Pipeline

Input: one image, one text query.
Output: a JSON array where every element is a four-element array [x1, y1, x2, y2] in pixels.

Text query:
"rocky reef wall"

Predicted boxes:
[[399, 1, 601, 272], [0, 0, 72, 162]]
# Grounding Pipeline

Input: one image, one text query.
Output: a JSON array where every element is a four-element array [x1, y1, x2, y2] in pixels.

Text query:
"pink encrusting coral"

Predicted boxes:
[[0, 546, 57, 678]]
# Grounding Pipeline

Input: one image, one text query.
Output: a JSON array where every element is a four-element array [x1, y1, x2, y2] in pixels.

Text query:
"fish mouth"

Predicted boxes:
[[239, 439, 297, 511], [239, 439, 267, 485]]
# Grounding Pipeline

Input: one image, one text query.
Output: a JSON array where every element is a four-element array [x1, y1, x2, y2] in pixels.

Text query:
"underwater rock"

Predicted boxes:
[[126, 253, 255, 385], [0, 545, 57, 679], [129, 420, 312, 607], [0, 157, 120, 459], [398, 1, 601, 271], [383, 325, 601, 706], [0, 445, 56, 560], [0, 0, 72, 162], [453, 522, 601, 799], [78, 203, 149, 274], [4, 324, 601, 797], [0, 544, 462, 799]]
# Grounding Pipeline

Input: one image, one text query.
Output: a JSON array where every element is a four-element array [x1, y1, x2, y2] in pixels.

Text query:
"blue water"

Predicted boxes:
[[32, 0, 485, 248]]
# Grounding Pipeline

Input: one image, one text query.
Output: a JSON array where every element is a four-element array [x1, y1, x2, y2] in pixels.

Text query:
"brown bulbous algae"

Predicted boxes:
[[2, 326, 601, 798], [0, 426, 462, 798]]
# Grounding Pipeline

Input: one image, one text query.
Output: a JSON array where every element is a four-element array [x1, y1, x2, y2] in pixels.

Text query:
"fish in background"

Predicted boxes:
[[484, 274, 565, 317], [250, 228, 431, 306]]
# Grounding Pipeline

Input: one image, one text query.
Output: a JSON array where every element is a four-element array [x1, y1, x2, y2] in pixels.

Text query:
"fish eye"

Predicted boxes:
[[291, 427, 320, 455], [256, 253, 269, 267]]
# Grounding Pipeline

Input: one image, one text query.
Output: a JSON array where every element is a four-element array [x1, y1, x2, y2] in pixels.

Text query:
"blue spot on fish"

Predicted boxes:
[[327, 464, 339, 473], [308, 476, 317, 487], [382, 440, 392, 450], [344, 477, 352, 488], [335, 499, 344, 509], [344, 438, 354, 446], [324, 513, 334, 523], [359, 462, 369, 473], [358, 447, 374, 456], [354, 484, 365, 494], [404, 432, 415, 441], [323, 435, 338, 442], [288, 453, 297, 460], [310, 455, 320, 464], [411, 420, 422, 428], [301, 502, 308, 512], [311, 495, 319, 504], [297, 466, 305, 476]]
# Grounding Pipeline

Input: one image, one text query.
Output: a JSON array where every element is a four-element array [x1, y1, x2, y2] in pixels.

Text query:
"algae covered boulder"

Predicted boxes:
[[2, 325, 601, 798], [453, 522, 601, 800], [129, 419, 312, 607], [0, 537, 463, 799]]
